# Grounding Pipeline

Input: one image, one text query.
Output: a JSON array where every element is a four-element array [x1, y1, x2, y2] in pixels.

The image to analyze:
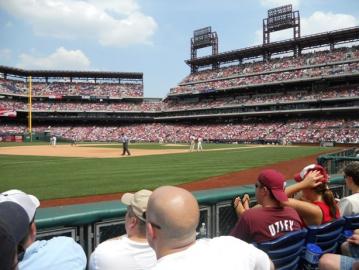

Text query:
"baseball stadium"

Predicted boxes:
[[1, 2, 359, 269]]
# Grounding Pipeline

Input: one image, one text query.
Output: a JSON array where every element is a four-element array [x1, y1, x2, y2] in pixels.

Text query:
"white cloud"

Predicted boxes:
[[260, 0, 300, 9], [18, 47, 91, 70], [0, 0, 157, 47], [254, 11, 359, 44], [301, 11, 358, 35]]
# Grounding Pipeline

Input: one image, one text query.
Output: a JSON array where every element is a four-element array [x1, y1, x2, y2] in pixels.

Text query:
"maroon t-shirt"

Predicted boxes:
[[230, 206, 303, 243]]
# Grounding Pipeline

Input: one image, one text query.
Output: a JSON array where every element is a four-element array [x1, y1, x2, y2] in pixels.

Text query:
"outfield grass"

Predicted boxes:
[[85, 142, 255, 150], [0, 143, 334, 200]]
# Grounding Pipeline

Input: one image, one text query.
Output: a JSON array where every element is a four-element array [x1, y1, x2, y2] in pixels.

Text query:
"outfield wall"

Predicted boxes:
[[35, 176, 347, 258]]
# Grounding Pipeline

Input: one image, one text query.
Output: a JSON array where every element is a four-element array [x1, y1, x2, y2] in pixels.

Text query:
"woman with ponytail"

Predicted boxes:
[[282, 164, 339, 226]]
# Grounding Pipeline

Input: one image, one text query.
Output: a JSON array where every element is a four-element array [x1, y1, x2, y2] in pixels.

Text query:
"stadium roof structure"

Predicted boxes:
[[185, 26, 359, 69], [0, 65, 143, 80]]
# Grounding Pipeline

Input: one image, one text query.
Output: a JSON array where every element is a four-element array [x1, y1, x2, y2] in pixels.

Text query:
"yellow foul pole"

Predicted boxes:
[[28, 76, 32, 142]]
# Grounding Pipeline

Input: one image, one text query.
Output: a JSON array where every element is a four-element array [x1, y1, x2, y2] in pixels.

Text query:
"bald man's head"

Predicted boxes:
[[146, 186, 199, 248]]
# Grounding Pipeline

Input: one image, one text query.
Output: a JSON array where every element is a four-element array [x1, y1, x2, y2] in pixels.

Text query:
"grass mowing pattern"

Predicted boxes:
[[0, 145, 332, 200]]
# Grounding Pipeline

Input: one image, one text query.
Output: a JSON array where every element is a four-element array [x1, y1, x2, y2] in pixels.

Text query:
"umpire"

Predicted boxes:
[[121, 133, 131, 156]]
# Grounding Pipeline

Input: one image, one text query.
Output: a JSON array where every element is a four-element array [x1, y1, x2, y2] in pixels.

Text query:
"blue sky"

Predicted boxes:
[[0, 0, 358, 98]]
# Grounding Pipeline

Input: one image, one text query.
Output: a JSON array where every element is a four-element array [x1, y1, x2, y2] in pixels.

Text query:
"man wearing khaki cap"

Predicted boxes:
[[89, 189, 156, 270]]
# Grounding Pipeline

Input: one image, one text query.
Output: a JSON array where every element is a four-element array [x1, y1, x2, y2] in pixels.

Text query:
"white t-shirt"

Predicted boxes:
[[339, 193, 359, 216], [89, 235, 156, 270], [153, 236, 271, 270]]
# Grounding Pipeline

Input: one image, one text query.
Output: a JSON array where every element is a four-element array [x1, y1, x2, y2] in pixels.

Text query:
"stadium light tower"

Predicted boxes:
[[263, 4, 301, 58], [190, 26, 219, 73]]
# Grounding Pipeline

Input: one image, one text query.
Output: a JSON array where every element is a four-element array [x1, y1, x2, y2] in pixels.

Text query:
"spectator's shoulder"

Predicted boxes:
[[241, 207, 262, 218], [48, 236, 85, 254], [93, 236, 126, 252]]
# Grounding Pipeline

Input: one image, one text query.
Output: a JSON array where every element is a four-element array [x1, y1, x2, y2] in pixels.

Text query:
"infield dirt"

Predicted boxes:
[[0, 144, 189, 158]]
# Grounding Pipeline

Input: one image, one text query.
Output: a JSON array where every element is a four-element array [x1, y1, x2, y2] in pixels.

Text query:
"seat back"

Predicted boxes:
[[344, 214, 359, 230], [257, 229, 307, 270], [306, 218, 345, 253]]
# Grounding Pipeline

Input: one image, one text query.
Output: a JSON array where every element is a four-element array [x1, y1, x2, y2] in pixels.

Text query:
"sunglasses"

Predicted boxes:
[[142, 212, 161, 230]]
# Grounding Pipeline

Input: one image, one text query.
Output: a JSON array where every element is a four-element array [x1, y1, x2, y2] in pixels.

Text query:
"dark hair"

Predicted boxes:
[[344, 162, 359, 186], [314, 183, 338, 219], [18, 216, 34, 251], [127, 206, 146, 236], [0, 224, 17, 270]]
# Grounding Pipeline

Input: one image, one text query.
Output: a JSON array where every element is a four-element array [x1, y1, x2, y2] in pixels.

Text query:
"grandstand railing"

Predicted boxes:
[[35, 175, 347, 258], [317, 147, 358, 175]]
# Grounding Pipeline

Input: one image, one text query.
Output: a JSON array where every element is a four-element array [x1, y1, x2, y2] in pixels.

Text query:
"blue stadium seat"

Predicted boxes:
[[256, 229, 307, 270], [344, 214, 359, 230], [306, 218, 345, 253]]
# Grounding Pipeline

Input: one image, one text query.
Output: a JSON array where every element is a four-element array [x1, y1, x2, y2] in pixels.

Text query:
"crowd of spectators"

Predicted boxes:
[[2, 47, 358, 100], [1, 119, 359, 144], [179, 46, 359, 84], [1, 47, 359, 146], [1, 85, 358, 113], [0, 79, 143, 97], [2, 163, 359, 269], [163, 86, 359, 111], [0, 100, 162, 112], [170, 61, 359, 95]]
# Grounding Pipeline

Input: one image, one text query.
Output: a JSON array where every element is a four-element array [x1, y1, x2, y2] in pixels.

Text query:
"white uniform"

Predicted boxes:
[[197, 137, 203, 151], [339, 193, 359, 216], [152, 236, 271, 270], [89, 235, 156, 270]]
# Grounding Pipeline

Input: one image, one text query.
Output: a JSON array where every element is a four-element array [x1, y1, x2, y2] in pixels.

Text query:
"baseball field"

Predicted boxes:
[[0, 142, 337, 205]]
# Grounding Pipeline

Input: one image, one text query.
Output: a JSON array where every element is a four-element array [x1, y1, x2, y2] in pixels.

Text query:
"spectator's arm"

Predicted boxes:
[[281, 198, 323, 225], [285, 170, 323, 197]]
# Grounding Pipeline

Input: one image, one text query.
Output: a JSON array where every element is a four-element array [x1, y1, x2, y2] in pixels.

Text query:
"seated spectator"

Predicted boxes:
[[339, 162, 359, 216], [319, 229, 359, 270], [89, 189, 156, 270], [0, 189, 87, 270], [283, 164, 340, 226], [0, 201, 29, 270], [146, 185, 274, 270], [230, 169, 302, 243]]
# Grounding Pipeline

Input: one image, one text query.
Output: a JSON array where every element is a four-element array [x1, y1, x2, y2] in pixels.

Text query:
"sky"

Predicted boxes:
[[0, 0, 358, 98]]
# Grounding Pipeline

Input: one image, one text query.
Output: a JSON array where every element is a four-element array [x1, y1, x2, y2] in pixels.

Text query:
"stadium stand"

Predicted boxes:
[[0, 2, 358, 147], [2, 40, 359, 145], [256, 228, 307, 270]]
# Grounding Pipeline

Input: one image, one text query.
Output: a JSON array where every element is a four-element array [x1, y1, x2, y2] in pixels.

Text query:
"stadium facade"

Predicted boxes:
[[1, 5, 359, 145]]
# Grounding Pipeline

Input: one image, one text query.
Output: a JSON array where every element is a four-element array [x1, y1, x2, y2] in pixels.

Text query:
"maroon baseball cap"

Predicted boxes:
[[294, 164, 329, 183], [258, 169, 288, 202]]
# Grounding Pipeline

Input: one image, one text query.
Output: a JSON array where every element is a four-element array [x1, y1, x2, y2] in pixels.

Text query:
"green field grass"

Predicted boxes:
[[85, 142, 255, 150], [0, 143, 335, 200]]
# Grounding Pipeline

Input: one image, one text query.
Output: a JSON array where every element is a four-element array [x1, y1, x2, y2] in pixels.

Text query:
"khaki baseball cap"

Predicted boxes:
[[121, 189, 152, 221]]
